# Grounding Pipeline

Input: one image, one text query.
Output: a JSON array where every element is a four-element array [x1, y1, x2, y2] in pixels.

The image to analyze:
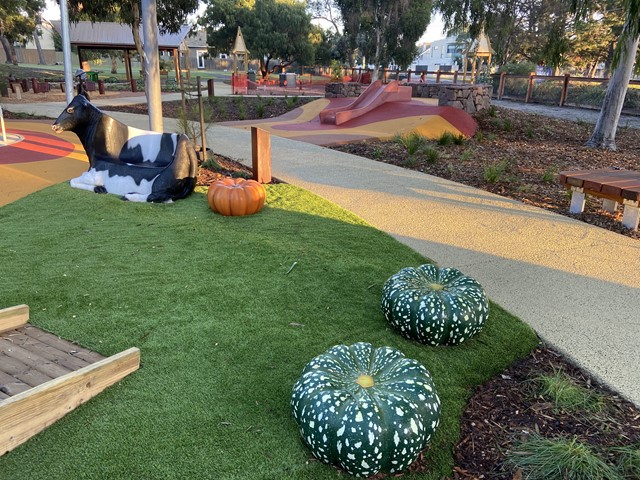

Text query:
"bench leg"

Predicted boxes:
[[569, 187, 586, 214], [602, 199, 619, 213], [622, 200, 640, 231]]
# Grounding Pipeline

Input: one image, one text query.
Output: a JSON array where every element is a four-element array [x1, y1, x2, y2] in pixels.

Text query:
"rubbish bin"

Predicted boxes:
[[247, 70, 256, 82], [86, 72, 99, 82], [285, 73, 296, 87], [279, 73, 287, 86]]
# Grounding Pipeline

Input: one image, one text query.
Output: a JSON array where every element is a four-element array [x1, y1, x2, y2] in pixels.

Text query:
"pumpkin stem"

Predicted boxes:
[[356, 374, 375, 388], [429, 283, 445, 291]]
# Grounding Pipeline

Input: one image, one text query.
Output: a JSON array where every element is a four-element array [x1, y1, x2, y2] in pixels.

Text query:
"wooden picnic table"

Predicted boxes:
[[559, 169, 640, 231]]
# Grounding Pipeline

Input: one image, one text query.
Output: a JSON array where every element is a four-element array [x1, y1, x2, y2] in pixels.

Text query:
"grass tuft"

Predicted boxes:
[[394, 132, 427, 155], [535, 369, 605, 413], [504, 434, 623, 480], [483, 159, 511, 183], [613, 444, 640, 478], [541, 166, 558, 183], [437, 131, 456, 146], [424, 147, 439, 163]]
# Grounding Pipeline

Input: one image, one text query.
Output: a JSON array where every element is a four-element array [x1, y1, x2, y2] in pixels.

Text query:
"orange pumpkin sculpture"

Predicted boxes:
[[207, 177, 266, 216]]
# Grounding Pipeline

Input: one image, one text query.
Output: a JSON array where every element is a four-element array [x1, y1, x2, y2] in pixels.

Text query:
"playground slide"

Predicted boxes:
[[319, 80, 412, 125]]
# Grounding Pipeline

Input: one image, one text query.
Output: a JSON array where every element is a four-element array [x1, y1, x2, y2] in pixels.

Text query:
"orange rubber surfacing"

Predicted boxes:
[[0, 129, 76, 164]]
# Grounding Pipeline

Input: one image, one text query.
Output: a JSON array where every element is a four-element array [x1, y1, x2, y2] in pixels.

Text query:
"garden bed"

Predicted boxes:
[[331, 107, 640, 240]]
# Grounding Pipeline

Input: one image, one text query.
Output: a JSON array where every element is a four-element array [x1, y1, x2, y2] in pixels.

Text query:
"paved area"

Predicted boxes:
[[2, 92, 639, 406], [494, 99, 640, 128]]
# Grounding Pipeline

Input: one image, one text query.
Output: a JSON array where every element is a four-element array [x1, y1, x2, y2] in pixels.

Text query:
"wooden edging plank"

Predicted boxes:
[[0, 305, 29, 335], [0, 347, 140, 456]]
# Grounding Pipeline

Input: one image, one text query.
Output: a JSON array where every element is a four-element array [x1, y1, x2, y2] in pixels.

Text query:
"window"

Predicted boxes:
[[197, 50, 206, 69]]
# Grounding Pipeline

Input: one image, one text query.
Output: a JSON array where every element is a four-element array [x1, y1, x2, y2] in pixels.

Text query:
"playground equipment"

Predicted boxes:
[[319, 80, 412, 125]]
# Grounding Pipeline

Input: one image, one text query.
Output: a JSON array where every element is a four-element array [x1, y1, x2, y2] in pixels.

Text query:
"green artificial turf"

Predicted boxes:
[[0, 183, 539, 479]]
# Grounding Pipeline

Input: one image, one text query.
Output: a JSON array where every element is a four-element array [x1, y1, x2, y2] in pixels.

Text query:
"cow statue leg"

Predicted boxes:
[[145, 135, 198, 203], [70, 170, 107, 193]]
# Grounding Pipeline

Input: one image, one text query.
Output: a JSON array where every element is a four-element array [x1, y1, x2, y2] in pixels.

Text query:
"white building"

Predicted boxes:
[[410, 36, 464, 72]]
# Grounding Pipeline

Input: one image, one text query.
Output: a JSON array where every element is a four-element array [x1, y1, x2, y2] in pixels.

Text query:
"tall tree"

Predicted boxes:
[[201, 0, 315, 79], [308, 0, 342, 34], [336, 0, 432, 76], [66, 0, 197, 76], [580, 0, 640, 149], [437, 0, 574, 70], [0, 0, 45, 64]]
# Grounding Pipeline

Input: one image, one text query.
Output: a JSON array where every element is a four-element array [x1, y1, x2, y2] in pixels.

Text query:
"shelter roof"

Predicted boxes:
[[51, 21, 190, 50]]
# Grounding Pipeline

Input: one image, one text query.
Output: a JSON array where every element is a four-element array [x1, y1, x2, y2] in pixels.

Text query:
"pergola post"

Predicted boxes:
[[124, 50, 132, 82], [173, 48, 181, 86]]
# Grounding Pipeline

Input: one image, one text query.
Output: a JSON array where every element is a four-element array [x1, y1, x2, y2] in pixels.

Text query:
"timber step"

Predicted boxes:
[[0, 304, 140, 456]]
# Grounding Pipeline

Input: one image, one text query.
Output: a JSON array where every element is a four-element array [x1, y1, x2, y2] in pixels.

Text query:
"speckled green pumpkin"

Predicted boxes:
[[290, 342, 441, 477], [382, 264, 489, 346]]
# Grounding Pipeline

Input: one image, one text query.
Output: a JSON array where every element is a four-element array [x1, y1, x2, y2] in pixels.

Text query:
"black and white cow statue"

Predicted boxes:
[[52, 95, 198, 202]]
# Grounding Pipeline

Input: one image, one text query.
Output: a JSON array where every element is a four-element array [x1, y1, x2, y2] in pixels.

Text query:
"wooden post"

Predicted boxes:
[[436, 70, 442, 83], [130, 77, 137, 93], [498, 71, 506, 99], [207, 78, 214, 96], [559, 73, 570, 107], [98, 80, 105, 95], [251, 127, 272, 184], [453, 71, 458, 84], [197, 76, 206, 156], [525, 72, 535, 103]]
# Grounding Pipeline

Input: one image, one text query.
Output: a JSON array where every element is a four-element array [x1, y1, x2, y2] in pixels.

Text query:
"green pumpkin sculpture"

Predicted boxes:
[[291, 342, 441, 477], [382, 264, 489, 346]]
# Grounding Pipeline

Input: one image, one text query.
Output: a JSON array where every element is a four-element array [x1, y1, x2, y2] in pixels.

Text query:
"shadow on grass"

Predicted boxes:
[[0, 183, 538, 479]]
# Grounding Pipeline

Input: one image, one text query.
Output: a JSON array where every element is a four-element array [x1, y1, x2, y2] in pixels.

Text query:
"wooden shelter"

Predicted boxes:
[[51, 21, 191, 83]]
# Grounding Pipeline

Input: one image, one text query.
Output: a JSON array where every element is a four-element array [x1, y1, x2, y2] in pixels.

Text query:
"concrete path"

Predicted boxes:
[[5, 94, 640, 406]]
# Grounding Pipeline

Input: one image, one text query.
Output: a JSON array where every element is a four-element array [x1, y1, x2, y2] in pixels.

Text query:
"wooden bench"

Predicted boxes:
[[559, 169, 640, 230]]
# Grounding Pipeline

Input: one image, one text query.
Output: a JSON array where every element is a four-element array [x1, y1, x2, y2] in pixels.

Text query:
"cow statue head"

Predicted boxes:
[[52, 95, 101, 134]]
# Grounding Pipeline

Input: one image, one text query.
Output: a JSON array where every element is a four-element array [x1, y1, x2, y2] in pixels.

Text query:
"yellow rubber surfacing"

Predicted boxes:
[[0, 121, 88, 207]]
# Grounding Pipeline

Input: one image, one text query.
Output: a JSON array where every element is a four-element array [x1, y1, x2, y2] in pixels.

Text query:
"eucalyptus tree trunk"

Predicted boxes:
[[131, 2, 146, 78], [33, 30, 47, 65], [0, 35, 18, 65], [586, 31, 640, 150]]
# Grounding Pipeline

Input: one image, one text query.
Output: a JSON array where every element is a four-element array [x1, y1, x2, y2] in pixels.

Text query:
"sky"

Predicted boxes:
[[42, 0, 446, 43]]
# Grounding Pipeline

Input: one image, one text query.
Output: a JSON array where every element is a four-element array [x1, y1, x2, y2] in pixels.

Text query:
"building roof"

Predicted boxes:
[[51, 21, 190, 50]]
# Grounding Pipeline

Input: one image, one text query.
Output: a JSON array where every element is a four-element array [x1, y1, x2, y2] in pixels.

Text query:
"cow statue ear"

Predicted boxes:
[[67, 107, 74, 114]]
